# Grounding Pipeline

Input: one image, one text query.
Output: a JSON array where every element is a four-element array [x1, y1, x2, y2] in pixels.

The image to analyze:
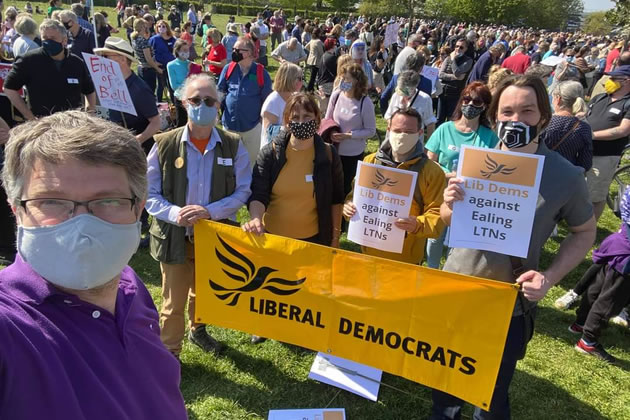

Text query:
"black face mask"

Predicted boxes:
[[497, 121, 538, 149], [231, 50, 244, 63]]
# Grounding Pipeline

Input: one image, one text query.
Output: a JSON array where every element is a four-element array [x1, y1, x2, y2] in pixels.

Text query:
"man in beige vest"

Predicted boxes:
[[146, 73, 252, 359]]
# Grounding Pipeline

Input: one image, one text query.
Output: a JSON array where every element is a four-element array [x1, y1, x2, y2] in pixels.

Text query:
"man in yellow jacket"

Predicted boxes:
[[343, 107, 446, 264]]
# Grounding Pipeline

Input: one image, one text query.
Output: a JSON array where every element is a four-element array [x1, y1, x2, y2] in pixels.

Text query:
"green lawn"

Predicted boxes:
[[4, 2, 630, 419]]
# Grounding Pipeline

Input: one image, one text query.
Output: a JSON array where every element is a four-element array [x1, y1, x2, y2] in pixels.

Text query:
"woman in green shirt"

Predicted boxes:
[[424, 81, 499, 268], [47, 0, 63, 18]]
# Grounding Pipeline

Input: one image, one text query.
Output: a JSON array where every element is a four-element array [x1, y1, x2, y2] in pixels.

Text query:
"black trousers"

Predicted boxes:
[[576, 264, 630, 342], [307, 65, 319, 92], [339, 152, 364, 197], [573, 263, 602, 295], [436, 93, 460, 126]]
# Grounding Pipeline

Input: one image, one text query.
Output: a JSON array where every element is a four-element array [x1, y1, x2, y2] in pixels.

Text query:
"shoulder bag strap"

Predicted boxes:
[[551, 119, 581, 151]]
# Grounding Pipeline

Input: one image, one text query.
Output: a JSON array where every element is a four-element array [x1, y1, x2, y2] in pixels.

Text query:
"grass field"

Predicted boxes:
[[3, 2, 630, 419]]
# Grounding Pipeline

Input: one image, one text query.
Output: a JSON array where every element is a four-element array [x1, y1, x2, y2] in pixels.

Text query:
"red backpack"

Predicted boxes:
[[225, 61, 265, 88]]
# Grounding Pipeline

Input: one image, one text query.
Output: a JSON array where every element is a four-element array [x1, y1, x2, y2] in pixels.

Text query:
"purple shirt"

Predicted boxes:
[[0, 256, 187, 420]]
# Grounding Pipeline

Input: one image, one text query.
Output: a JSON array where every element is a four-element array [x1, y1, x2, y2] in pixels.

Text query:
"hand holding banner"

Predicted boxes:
[[449, 145, 544, 257], [195, 221, 518, 410]]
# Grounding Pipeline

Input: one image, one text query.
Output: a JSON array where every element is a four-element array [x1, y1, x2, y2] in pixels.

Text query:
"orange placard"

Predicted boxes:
[[460, 148, 539, 187]]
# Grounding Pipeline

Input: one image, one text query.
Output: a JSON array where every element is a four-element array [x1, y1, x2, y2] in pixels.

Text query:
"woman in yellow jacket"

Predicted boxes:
[[342, 107, 446, 264]]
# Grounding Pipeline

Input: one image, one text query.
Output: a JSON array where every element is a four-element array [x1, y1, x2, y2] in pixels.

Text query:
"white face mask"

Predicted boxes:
[[178, 51, 189, 60], [389, 131, 419, 155], [17, 214, 141, 290]]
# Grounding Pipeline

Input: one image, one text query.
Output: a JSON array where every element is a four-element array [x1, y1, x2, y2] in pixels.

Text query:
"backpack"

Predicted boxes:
[[225, 61, 265, 88]]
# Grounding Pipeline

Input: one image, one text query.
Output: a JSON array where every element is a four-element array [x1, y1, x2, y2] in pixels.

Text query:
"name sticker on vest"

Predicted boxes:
[[305, 174, 313, 182], [174, 157, 184, 168], [67, 78, 79, 84], [610, 108, 621, 115], [218, 157, 233, 166]]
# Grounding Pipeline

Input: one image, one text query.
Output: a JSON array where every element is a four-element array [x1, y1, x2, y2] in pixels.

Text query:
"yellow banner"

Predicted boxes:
[[195, 221, 518, 410]]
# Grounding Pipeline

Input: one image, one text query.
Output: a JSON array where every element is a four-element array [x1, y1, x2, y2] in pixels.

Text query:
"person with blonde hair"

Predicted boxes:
[[132, 17, 162, 95], [487, 65, 513, 94], [260, 61, 303, 148], [333, 53, 353, 90], [149, 19, 175, 101], [539, 80, 592, 171], [325, 62, 376, 195]]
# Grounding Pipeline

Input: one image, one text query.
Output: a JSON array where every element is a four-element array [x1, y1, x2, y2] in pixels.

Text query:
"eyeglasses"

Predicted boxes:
[[186, 96, 218, 107], [462, 96, 484, 107], [233, 48, 249, 53], [20, 197, 137, 226]]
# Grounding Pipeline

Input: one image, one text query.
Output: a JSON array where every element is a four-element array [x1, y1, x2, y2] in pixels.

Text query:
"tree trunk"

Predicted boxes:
[[237, 0, 241, 16]]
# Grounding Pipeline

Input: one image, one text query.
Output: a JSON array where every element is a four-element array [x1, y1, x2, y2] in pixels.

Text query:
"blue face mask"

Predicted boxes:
[[340, 81, 353, 91], [186, 102, 218, 126], [17, 214, 141, 290]]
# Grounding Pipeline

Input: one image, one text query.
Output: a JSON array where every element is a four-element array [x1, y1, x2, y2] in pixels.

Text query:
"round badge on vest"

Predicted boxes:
[[174, 157, 184, 169]]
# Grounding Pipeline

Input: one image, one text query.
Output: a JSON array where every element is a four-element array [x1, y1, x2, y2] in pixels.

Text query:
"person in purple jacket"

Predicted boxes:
[[0, 111, 187, 420], [568, 186, 630, 363]]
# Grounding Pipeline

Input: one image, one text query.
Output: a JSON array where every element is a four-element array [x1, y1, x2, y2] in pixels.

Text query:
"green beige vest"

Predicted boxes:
[[149, 126, 240, 264]]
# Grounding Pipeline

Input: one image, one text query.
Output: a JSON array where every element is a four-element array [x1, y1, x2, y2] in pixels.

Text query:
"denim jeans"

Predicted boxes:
[[430, 315, 527, 420], [426, 227, 448, 269]]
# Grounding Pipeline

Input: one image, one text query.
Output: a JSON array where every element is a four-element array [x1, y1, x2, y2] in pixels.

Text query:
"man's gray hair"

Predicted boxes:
[[408, 34, 423, 46], [180, 73, 223, 102], [398, 70, 420, 91], [1, 111, 148, 206], [39, 18, 68, 38], [403, 51, 425, 72], [71, 3, 84, 17], [59, 10, 78, 24]]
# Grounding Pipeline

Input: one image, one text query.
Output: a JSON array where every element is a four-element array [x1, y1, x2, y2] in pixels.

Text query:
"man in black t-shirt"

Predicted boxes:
[[4, 19, 96, 120], [586, 65, 630, 220]]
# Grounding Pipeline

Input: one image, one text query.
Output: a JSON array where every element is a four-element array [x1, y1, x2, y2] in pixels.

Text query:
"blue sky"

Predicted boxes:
[[584, 0, 615, 12]]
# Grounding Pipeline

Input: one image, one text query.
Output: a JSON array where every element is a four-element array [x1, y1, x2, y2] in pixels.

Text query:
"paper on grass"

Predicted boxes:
[[308, 352, 382, 401], [268, 408, 346, 420]]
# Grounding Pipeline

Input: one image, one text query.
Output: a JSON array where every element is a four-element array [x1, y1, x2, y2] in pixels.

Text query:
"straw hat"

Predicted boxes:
[[93, 37, 137, 63]]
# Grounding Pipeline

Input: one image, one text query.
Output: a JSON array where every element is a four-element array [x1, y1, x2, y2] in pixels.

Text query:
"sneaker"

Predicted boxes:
[[251, 335, 267, 344], [575, 338, 616, 363], [554, 290, 579, 310], [188, 327, 225, 355], [568, 323, 584, 334], [610, 308, 629, 328]]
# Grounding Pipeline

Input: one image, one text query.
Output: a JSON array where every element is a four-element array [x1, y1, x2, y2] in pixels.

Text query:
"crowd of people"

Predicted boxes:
[[0, 2, 629, 419]]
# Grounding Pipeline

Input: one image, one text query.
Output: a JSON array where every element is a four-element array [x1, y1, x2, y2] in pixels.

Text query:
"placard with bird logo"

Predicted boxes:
[[449, 145, 545, 257], [347, 161, 418, 253]]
